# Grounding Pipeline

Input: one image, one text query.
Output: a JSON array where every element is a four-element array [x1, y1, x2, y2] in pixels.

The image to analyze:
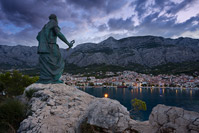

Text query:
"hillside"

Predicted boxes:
[[66, 36, 199, 67], [1, 36, 199, 75], [0, 45, 68, 70]]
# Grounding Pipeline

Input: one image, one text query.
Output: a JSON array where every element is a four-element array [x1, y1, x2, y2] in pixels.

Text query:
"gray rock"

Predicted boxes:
[[18, 83, 95, 133], [18, 84, 199, 133], [86, 98, 131, 132], [149, 104, 199, 133]]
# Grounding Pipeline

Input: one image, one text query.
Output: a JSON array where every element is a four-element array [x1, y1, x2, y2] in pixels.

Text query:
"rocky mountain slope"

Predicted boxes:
[[66, 36, 199, 67], [0, 45, 38, 69], [0, 45, 68, 69], [18, 83, 199, 133], [1, 36, 199, 71]]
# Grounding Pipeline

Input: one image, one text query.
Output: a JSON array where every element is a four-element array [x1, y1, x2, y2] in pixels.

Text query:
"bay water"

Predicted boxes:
[[78, 87, 199, 121]]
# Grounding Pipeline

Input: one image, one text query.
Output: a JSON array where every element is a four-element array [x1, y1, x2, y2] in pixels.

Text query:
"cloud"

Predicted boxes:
[[124, 0, 199, 38], [134, 14, 199, 38], [172, 30, 199, 39], [0, 0, 199, 47], [0, 0, 88, 46], [130, 0, 197, 21], [108, 17, 134, 31], [97, 24, 108, 31], [167, 0, 196, 14], [67, 0, 127, 14], [0, 0, 77, 28]]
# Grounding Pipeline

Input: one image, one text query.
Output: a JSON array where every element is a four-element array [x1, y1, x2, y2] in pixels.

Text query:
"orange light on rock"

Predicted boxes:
[[104, 93, 108, 98]]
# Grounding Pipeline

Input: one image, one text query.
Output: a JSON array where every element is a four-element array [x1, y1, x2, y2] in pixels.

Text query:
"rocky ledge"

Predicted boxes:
[[18, 84, 199, 133]]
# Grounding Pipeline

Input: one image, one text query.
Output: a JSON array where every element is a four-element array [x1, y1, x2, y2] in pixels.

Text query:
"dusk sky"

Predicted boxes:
[[0, 0, 199, 48]]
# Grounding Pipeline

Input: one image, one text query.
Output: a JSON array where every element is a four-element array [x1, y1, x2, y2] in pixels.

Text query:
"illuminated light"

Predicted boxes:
[[131, 89, 134, 93], [104, 93, 108, 98], [190, 90, 192, 97], [163, 89, 165, 94], [122, 88, 125, 96], [176, 89, 178, 93]]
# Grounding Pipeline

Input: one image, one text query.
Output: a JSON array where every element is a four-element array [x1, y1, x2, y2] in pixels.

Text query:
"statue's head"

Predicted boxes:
[[49, 14, 58, 23]]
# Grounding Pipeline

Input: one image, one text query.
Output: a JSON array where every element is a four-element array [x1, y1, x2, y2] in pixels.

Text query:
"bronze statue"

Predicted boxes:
[[36, 14, 74, 83]]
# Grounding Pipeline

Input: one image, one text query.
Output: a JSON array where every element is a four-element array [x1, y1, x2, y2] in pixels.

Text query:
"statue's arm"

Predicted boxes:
[[36, 32, 40, 41], [54, 27, 72, 47]]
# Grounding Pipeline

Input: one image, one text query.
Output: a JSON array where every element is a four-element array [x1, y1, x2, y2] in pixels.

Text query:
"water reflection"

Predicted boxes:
[[78, 87, 199, 121], [190, 89, 192, 97], [131, 88, 134, 94], [122, 88, 125, 96]]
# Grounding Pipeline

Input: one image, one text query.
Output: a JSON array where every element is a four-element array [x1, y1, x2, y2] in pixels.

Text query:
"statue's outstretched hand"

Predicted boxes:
[[69, 40, 75, 48], [66, 40, 75, 51]]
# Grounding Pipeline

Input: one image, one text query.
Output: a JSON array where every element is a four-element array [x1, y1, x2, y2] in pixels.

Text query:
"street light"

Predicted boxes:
[[104, 93, 108, 98]]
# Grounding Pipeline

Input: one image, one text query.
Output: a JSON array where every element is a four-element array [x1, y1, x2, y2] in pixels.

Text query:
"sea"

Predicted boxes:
[[78, 87, 199, 121]]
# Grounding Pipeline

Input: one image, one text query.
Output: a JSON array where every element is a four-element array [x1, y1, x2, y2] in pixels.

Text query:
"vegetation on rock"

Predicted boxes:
[[130, 98, 147, 120], [25, 89, 37, 100], [0, 99, 26, 133], [0, 70, 38, 132], [131, 98, 147, 112], [0, 70, 39, 97]]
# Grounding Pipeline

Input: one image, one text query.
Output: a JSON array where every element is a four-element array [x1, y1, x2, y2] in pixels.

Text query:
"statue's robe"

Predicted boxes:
[[36, 19, 64, 83]]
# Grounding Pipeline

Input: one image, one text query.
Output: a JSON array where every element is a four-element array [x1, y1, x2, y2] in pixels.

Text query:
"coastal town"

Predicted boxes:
[[62, 71, 199, 89]]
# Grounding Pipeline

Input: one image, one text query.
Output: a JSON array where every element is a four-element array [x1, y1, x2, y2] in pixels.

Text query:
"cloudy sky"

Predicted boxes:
[[0, 0, 199, 48]]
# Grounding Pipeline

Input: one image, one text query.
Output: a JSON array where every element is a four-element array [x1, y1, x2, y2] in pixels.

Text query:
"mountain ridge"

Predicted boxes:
[[66, 35, 199, 67], [1, 35, 199, 75]]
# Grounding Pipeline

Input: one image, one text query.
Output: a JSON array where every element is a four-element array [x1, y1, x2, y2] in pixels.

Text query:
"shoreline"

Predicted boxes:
[[75, 86, 199, 90]]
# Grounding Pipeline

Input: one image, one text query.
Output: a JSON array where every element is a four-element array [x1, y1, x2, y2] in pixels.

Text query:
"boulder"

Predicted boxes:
[[18, 83, 95, 133], [85, 98, 151, 133], [149, 104, 199, 133], [86, 98, 133, 132]]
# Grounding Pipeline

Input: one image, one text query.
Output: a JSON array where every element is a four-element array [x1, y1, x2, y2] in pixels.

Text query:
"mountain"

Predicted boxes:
[[66, 36, 199, 67], [1, 35, 199, 75], [0, 45, 38, 69], [0, 45, 68, 69]]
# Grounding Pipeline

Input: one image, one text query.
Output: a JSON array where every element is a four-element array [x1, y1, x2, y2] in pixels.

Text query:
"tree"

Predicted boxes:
[[0, 80, 5, 95], [0, 70, 39, 97], [131, 98, 147, 112], [88, 82, 94, 86], [130, 98, 147, 120], [0, 70, 38, 132]]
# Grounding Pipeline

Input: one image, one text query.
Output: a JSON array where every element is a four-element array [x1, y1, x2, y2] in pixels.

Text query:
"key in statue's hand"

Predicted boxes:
[[66, 40, 75, 51], [70, 40, 75, 45]]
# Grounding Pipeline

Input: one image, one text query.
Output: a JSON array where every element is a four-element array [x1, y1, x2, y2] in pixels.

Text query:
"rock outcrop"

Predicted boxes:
[[18, 83, 94, 133], [18, 83, 199, 133], [85, 98, 151, 133], [149, 104, 199, 133]]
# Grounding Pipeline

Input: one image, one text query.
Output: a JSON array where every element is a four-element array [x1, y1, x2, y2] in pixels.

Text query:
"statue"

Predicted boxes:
[[36, 14, 74, 84]]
